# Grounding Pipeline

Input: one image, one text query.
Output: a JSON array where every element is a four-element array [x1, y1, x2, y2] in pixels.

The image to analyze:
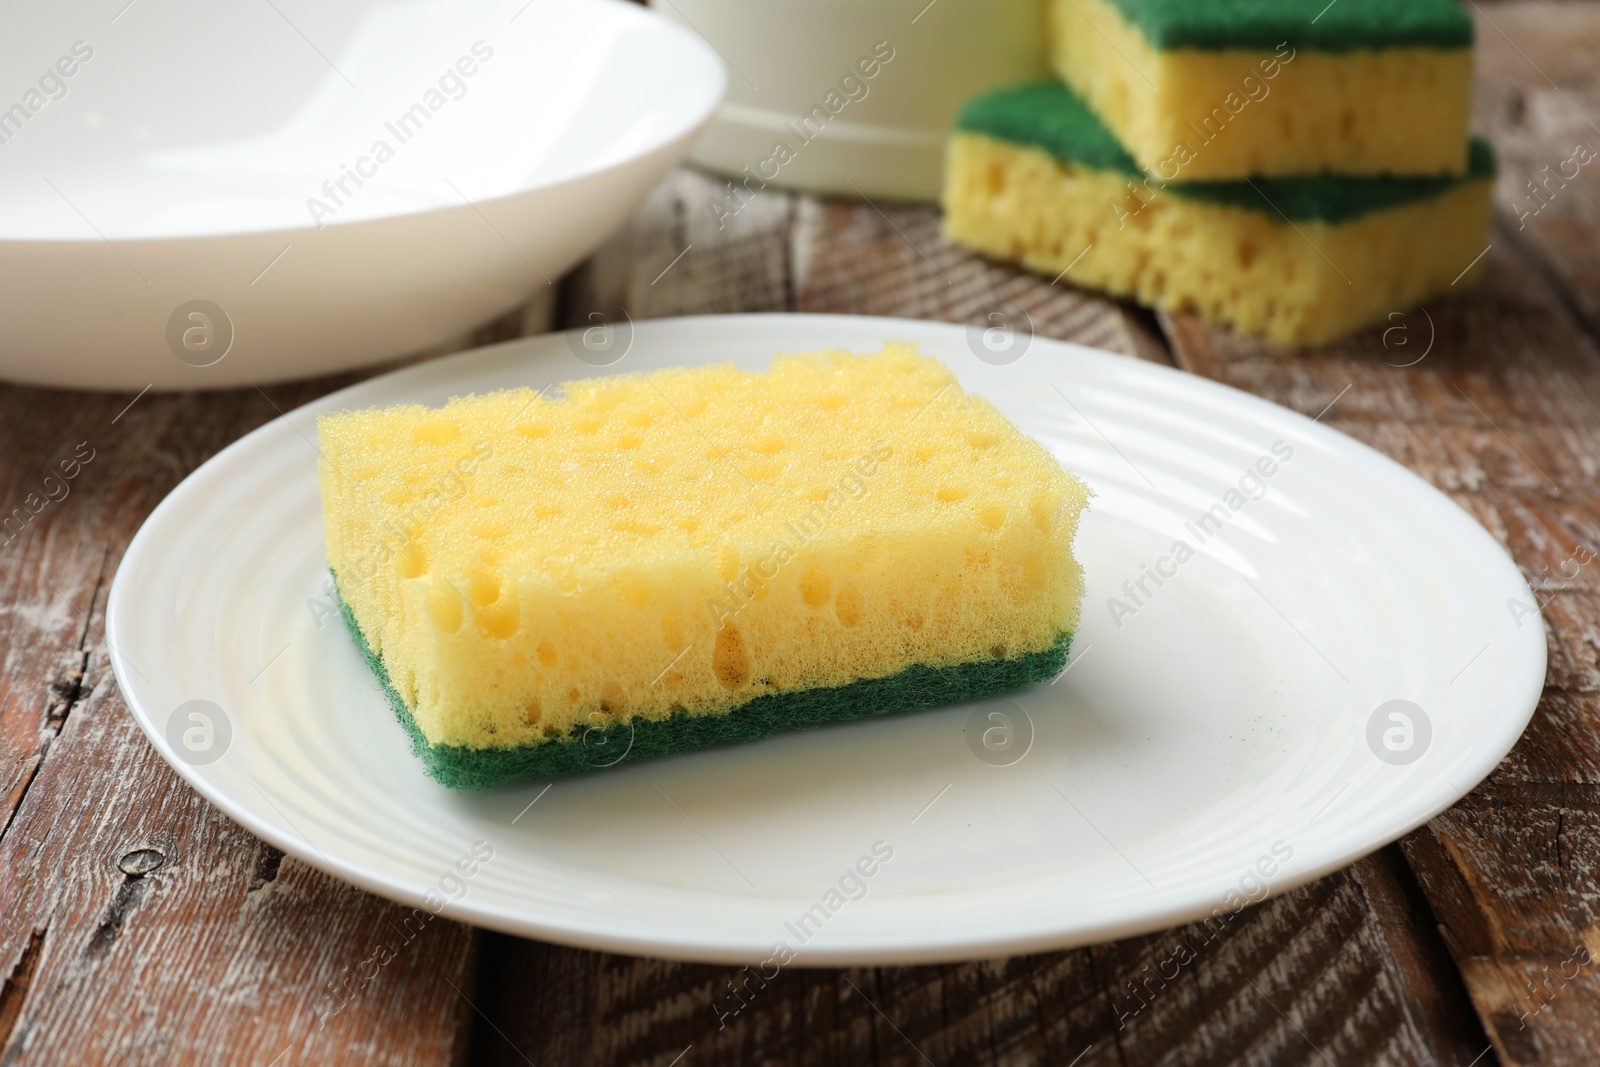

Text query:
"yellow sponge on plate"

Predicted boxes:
[[318, 345, 1089, 786]]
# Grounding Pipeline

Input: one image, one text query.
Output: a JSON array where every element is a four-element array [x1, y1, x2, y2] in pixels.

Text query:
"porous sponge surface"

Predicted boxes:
[[942, 132, 1494, 345], [339, 589, 1070, 789], [1050, 0, 1475, 179], [318, 345, 1089, 754]]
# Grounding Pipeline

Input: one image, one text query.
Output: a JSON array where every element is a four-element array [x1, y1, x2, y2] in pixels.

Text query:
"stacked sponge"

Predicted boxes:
[[942, 0, 1493, 345]]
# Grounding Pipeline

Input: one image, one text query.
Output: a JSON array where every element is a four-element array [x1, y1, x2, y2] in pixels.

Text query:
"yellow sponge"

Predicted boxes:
[[943, 84, 1494, 346], [318, 346, 1089, 782], [1050, 0, 1475, 179]]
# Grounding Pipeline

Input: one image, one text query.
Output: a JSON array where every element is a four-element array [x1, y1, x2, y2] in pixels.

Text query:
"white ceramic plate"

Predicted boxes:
[[0, 0, 722, 390], [108, 314, 1545, 964]]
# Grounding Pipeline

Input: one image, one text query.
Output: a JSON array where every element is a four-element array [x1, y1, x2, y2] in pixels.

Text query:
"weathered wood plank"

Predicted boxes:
[[1472, 0, 1600, 337], [473, 853, 1490, 1067], [1076, 854, 1489, 1067], [1401, 787, 1600, 1067], [790, 192, 1166, 364], [561, 169, 796, 325], [558, 167, 1168, 366], [0, 293, 553, 1065], [0, 671, 477, 1064]]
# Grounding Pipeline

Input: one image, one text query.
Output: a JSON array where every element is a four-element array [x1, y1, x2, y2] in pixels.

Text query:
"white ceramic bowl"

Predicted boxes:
[[0, 0, 724, 391], [652, 0, 1047, 201]]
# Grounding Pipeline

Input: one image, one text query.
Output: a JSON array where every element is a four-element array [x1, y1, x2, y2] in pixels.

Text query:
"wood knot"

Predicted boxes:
[[118, 848, 165, 876]]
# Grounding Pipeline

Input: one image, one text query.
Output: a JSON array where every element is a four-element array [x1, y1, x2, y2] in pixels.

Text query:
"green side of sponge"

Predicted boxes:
[[337, 587, 1070, 790], [955, 81, 1495, 223], [1166, 139, 1493, 221], [1102, 0, 1473, 51], [957, 81, 1145, 175]]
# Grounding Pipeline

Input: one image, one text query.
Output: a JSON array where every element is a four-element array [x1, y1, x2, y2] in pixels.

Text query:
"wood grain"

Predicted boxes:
[[472, 856, 1489, 1067], [1474, 0, 1600, 337], [558, 167, 1166, 366]]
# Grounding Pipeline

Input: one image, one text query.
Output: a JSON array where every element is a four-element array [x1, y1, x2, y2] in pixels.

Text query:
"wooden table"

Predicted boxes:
[[2, 3, 1597, 1063]]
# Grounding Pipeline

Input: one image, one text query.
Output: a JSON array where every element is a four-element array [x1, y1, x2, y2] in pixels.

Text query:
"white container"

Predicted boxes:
[[650, 0, 1047, 202]]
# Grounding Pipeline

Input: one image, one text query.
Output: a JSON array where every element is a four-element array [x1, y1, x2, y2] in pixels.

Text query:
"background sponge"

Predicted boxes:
[[1050, 0, 1476, 179], [944, 84, 1494, 345]]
